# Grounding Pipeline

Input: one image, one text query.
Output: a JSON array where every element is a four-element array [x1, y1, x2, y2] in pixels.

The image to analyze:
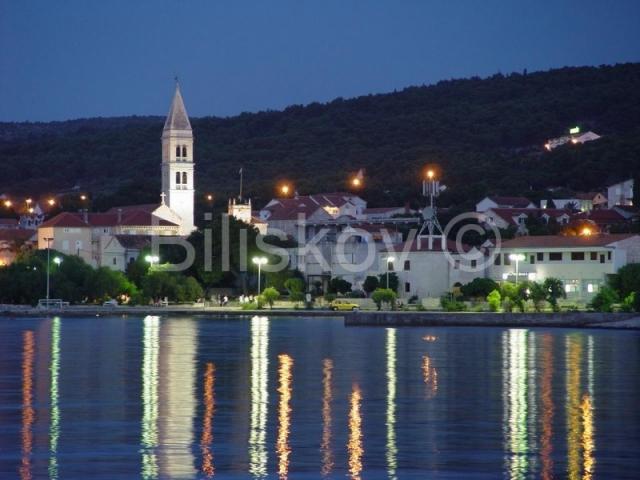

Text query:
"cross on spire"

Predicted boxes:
[[160, 192, 166, 205]]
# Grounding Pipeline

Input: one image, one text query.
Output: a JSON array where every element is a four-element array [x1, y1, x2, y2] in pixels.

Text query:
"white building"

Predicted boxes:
[[489, 234, 640, 302], [228, 198, 267, 235], [607, 178, 634, 208], [380, 235, 480, 300], [475, 196, 535, 213]]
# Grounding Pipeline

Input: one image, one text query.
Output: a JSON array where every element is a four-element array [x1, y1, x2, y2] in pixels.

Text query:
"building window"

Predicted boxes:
[[182, 145, 187, 158], [530, 255, 535, 264], [176, 171, 181, 184], [607, 251, 612, 261], [549, 252, 562, 261], [404, 260, 410, 271], [494, 254, 501, 266], [565, 279, 580, 294], [504, 254, 511, 266], [537, 252, 543, 261], [405, 282, 410, 293], [590, 252, 597, 261], [471, 259, 477, 268], [571, 252, 585, 261], [454, 259, 460, 270], [112, 257, 117, 265], [176, 146, 181, 158], [600, 254, 605, 264], [387, 261, 394, 271], [182, 172, 188, 185]]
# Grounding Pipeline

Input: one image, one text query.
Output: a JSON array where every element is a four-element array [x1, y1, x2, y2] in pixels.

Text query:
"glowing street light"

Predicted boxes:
[[581, 227, 593, 236], [80, 194, 87, 201], [351, 177, 362, 188], [25, 198, 32, 205], [28, 207, 34, 214], [252, 256, 268, 294], [145, 255, 160, 267], [206, 194, 213, 202], [508, 253, 526, 285], [48, 198, 56, 206], [3, 200, 11, 208], [427, 169, 435, 180], [385, 256, 395, 289], [280, 184, 291, 196]]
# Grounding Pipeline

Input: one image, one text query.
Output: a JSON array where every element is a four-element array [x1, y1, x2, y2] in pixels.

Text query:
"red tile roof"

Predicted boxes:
[[0, 229, 36, 243], [262, 193, 363, 221], [39, 210, 178, 228], [498, 234, 637, 249], [572, 209, 627, 225], [487, 196, 533, 208], [0, 218, 18, 226]]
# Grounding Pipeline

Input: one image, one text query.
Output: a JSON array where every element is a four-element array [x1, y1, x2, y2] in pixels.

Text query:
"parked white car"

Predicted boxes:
[[102, 299, 118, 307]]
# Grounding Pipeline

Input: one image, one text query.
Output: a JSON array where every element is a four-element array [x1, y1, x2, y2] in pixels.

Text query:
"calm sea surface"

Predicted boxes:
[[0, 315, 638, 479]]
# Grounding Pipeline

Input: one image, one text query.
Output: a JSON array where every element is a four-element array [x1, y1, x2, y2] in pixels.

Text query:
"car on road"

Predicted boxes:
[[329, 299, 360, 311], [103, 299, 118, 307]]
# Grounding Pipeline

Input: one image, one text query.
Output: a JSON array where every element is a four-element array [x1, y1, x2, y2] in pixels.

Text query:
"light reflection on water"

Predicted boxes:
[[2, 316, 639, 479]]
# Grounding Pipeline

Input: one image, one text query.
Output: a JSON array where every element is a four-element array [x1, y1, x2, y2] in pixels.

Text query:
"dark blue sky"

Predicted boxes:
[[1, 0, 639, 122]]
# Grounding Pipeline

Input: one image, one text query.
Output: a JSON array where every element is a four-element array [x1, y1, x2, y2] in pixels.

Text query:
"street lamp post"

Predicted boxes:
[[385, 256, 395, 289], [252, 257, 268, 294], [508, 253, 526, 285], [45, 237, 53, 302]]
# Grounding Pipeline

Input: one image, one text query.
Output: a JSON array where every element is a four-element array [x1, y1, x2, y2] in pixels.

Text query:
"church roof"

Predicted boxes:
[[163, 83, 192, 131], [39, 210, 179, 228]]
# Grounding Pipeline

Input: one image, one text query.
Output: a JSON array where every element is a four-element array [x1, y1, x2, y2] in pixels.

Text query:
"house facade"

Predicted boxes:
[[489, 234, 640, 302], [607, 179, 634, 207]]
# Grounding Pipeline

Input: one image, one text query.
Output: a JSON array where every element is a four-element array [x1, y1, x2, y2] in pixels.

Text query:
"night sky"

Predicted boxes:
[[1, 0, 639, 122]]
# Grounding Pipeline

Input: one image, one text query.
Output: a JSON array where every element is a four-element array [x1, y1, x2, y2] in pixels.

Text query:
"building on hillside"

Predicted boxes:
[[0, 218, 18, 230], [228, 198, 268, 235], [607, 178, 634, 207], [289, 221, 408, 292], [480, 208, 571, 234], [259, 192, 367, 237], [541, 192, 607, 212], [488, 234, 640, 302], [544, 130, 600, 151], [571, 209, 629, 233], [0, 229, 36, 266], [475, 196, 535, 213], [37, 211, 180, 267]]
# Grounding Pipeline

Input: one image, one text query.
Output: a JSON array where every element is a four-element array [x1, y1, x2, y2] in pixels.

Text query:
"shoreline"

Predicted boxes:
[[1, 305, 639, 329]]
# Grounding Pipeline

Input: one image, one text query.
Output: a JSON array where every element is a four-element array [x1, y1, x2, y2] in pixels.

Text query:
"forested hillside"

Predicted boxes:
[[1, 63, 639, 211]]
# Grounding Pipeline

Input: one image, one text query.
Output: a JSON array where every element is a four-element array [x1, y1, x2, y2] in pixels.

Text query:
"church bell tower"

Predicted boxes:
[[162, 81, 195, 235]]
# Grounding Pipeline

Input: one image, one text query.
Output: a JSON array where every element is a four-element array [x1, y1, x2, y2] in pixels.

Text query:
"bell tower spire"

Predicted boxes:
[[162, 81, 195, 235]]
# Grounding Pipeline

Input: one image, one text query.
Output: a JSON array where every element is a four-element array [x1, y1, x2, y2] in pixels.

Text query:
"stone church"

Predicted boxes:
[[37, 84, 196, 270]]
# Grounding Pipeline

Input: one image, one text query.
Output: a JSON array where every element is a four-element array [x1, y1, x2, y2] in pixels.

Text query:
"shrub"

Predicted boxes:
[[371, 288, 396, 311], [589, 286, 619, 312], [261, 287, 280, 309], [528, 282, 548, 312], [328, 277, 352, 294], [543, 277, 566, 312], [440, 295, 467, 312], [487, 289, 501, 312], [460, 278, 499, 299], [241, 302, 259, 310], [620, 292, 637, 312]]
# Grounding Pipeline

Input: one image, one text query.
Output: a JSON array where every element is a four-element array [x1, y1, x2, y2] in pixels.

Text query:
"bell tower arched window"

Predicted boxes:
[[176, 146, 181, 158], [182, 172, 188, 185], [182, 146, 187, 158], [176, 172, 181, 185]]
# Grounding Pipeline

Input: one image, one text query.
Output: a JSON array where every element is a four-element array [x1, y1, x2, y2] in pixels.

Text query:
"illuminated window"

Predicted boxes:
[[565, 279, 580, 294]]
